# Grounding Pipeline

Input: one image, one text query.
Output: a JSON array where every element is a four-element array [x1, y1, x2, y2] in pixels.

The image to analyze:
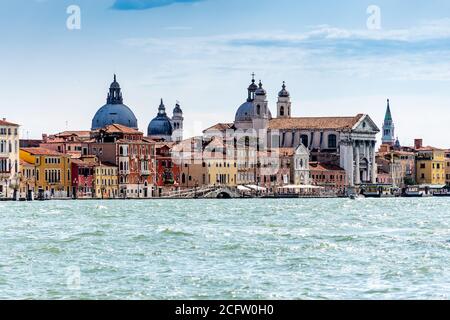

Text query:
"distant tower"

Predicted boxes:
[[277, 81, 291, 118], [252, 80, 271, 131], [382, 99, 395, 145], [172, 101, 184, 142]]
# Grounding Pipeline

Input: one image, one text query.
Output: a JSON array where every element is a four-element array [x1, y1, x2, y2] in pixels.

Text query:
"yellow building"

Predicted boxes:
[[445, 150, 450, 187], [202, 138, 237, 187], [19, 159, 37, 200], [94, 162, 119, 199], [20, 147, 72, 199], [415, 147, 446, 186], [176, 137, 237, 188]]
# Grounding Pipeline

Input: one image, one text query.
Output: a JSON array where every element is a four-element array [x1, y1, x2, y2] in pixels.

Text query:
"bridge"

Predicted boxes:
[[161, 186, 241, 199]]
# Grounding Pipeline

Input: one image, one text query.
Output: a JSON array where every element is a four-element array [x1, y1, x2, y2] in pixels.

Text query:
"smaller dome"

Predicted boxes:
[[255, 80, 266, 96], [278, 81, 290, 97], [148, 117, 173, 136], [148, 99, 174, 137]]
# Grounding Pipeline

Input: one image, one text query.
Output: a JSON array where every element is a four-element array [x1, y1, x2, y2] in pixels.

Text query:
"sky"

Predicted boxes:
[[1, 0, 450, 147]]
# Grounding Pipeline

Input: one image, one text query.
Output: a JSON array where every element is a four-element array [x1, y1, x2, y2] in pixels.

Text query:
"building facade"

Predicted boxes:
[[310, 162, 347, 194], [155, 142, 181, 196], [19, 147, 72, 199], [84, 124, 156, 198], [414, 139, 446, 186], [292, 144, 310, 186], [205, 76, 380, 189], [71, 156, 97, 198], [0, 119, 20, 199], [445, 150, 450, 187], [94, 162, 119, 199]]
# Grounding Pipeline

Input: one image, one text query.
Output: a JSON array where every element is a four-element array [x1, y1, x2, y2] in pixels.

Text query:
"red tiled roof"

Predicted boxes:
[[100, 124, 142, 134], [203, 123, 235, 132], [0, 119, 19, 127], [20, 147, 67, 156], [20, 159, 34, 166], [57, 131, 91, 137], [416, 146, 445, 152], [269, 114, 364, 130], [309, 162, 345, 172]]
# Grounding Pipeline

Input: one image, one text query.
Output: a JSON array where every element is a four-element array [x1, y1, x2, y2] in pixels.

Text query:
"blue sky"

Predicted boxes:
[[1, 0, 450, 147]]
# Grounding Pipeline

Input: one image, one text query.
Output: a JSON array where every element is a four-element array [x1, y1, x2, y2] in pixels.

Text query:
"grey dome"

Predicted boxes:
[[91, 75, 138, 130], [148, 117, 173, 136], [235, 101, 254, 122], [92, 103, 138, 130], [255, 80, 266, 96], [278, 82, 290, 97], [148, 99, 173, 137]]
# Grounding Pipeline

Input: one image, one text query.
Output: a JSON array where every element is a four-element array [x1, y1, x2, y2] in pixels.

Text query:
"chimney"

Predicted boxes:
[[414, 139, 423, 150], [42, 134, 48, 142], [2, 118, 5, 121]]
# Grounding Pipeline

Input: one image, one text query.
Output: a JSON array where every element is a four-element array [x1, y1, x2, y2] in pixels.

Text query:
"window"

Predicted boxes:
[[300, 135, 309, 147], [256, 105, 261, 115], [328, 134, 337, 149], [279, 106, 285, 116], [420, 163, 426, 169]]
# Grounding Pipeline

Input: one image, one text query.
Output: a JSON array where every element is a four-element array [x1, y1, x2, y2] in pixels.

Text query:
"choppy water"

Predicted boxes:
[[1, 198, 449, 300]]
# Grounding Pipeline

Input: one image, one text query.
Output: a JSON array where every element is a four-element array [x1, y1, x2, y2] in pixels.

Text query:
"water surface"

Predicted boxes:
[[1, 198, 449, 299]]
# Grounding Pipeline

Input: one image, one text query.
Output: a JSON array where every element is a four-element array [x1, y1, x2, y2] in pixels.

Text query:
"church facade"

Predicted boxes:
[[205, 75, 380, 187]]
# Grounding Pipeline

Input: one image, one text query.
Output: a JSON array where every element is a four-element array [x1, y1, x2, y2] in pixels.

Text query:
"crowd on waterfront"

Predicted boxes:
[[1, 75, 449, 200]]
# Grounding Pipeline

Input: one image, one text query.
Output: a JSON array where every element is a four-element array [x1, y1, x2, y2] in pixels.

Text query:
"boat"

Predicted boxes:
[[402, 186, 422, 198], [433, 190, 450, 197], [349, 194, 365, 200]]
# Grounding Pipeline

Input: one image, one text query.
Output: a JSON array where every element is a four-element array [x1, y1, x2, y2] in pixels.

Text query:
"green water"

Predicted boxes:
[[1, 198, 449, 299]]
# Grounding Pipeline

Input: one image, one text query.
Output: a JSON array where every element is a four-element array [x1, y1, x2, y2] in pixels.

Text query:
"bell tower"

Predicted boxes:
[[382, 99, 395, 145], [172, 101, 184, 142], [277, 82, 291, 118]]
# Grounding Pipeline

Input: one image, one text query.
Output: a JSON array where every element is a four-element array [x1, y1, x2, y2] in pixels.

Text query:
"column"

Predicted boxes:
[[371, 141, 377, 184], [355, 141, 360, 185]]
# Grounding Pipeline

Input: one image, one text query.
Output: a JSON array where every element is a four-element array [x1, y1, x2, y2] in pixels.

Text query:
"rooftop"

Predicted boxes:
[[310, 162, 345, 172], [269, 114, 365, 130], [0, 119, 19, 127], [21, 147, 67, 156]]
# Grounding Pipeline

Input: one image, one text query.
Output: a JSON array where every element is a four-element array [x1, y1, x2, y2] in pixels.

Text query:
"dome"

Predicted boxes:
[[91, 75, 138, 130], [147, 99, 173, 137], [255, 80, 266, 96], [148, 117, 173, 136], [235, 101, 254, 122], [91, 103, 138, 130], [278, 82, 290, 97]]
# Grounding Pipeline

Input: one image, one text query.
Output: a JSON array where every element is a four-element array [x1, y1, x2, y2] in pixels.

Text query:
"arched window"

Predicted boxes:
[[300, 135, 309, 147], [256, 105, 261, 115], [119, 146, 123, 156], [328, 134, 337, 149], [280, 106, 285, 116], [182, 173, 186, 184]]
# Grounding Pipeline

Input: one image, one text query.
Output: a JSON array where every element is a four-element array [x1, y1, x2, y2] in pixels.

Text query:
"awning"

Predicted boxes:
[[237, 185, 252, 192], [278, 184, 324, 190], [245, 185, 267, 191]]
